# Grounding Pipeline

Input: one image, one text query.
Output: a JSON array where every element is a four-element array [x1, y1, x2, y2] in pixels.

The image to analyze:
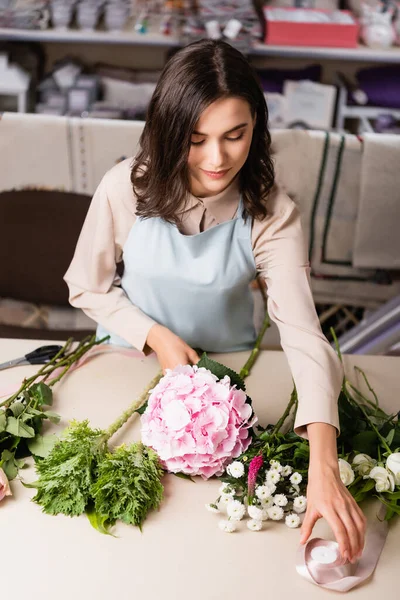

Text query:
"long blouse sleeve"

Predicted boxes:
[[252, 187, 343, 439], [63, 161, 157, 352]]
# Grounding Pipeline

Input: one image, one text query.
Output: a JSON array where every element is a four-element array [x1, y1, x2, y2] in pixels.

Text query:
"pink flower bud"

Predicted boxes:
[[247, 455, 263, 501]]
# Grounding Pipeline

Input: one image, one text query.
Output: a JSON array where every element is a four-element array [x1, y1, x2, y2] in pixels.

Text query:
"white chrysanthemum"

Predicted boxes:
[[266, 469, 281, 484], [270, 460, 283, 473], [273, 494, 288, 507], [218, 495, 232, 511], [290, 472, 302, 485], [293, 496, 307, 514], [281, 465, 293, 477], [218, 519, 237, 533], [267, 506, 284, 521], [227, 500, 246, 521], [247, 519, 262, 531], [289, 484, 301, 495], [219, 483, 235, 496], [248, 505, 264, 520], [261, 496, 274, 509], [285, 513, 301, 528], [255, 485, 273, 500], [226, 461, 245, 478], [264, 482, 276, 495], [205, 503, 220, 513]]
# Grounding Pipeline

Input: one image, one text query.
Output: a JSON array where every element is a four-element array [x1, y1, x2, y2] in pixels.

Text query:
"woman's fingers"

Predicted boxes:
[[299, 508, 318, 545], [188, 348, 200, 364]]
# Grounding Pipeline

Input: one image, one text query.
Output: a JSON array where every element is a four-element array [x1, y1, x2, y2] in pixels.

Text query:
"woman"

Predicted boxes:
[[64, 39, 366, 561]]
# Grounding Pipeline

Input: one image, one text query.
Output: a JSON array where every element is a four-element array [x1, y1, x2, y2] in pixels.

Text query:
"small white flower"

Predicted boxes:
[[205, 503, 220, 513], [227, 500, 246, 521], [218, 519, 237, 533], [218, 495, 232, 511], [289, 484, 301, 495], [255, 485, 273, 500], [260, 497, 274, 509], [219, 483, 235, 496], [338, 458, 355, 487], [226, 461, 245, 478], [248, 505, 264, 520], [266, 469, 281, 484], [273, 494, 288, 507], [290, 472, 302, 485], [352, 453, 377, 478], [267, 506, 284, 521], [270, 460, 283, 473], [265, 482, 276, 495], [285, 513, 301, 528], [293, 496, 307, 514], [281, 465, 293, 477], [247, 519, 262, 531], [386, 453, 400, 486], [369, 466, 395, 492]]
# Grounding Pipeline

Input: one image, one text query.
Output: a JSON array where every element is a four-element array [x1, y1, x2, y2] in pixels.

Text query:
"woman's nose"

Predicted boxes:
[[208, 142, 225, 169]]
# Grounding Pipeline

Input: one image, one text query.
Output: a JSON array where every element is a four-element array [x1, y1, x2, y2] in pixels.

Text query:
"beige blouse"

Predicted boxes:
[[64, 158, 343, 439]]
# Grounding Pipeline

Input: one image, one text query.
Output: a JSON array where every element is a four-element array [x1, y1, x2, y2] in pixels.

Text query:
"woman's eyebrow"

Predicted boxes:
[[192, 122, 249, 136]]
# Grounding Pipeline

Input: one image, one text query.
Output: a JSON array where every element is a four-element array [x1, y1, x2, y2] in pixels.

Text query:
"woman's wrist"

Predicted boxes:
[[146, 324, 165, 351], [307, 422, 339, 473]]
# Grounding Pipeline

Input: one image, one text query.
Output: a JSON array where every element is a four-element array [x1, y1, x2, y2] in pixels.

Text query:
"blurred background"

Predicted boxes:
[[0, 0, 399, 356]]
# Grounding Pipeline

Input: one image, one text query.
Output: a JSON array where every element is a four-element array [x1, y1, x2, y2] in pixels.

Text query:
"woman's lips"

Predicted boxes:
[[200, 168, 231, 179]]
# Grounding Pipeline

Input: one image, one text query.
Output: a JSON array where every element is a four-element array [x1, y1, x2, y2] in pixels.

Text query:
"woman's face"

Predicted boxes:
[[188, 96, 255, 198]]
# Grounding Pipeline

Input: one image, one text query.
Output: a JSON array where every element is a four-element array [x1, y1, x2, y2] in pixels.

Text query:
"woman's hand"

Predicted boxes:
[[300, 422, 367, 563], [146, 324, 200, 372], [300, 464, 367, 563]]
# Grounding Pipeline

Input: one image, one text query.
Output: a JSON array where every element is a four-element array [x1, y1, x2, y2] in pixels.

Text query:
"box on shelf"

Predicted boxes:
[[263, 7, 359, 48]]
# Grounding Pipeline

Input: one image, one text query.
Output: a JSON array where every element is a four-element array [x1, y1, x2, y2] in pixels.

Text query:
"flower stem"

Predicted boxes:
[[239, 308, 270, 380], [271, 384, 298, 438], [104, 371, 163, 442], [0, 335, 108, 408]]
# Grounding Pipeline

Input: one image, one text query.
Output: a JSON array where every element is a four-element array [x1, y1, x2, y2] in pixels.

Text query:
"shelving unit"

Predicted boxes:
[[1, 25, 400, 63]]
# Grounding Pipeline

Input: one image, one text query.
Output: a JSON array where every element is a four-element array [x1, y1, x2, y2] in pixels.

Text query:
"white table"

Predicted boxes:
[[1, 338, 399, 599]]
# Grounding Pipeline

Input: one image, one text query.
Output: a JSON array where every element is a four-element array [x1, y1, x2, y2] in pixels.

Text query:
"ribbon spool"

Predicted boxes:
[[296, 506, 389, 592]]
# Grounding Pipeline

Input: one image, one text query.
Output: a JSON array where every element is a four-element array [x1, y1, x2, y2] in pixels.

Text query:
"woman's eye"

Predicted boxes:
[[190, 140, 204, 146], [226, 133, 244, 142]]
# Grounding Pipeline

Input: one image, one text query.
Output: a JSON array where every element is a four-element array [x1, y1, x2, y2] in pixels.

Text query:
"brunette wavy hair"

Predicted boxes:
[[131, 39, 275, 224]]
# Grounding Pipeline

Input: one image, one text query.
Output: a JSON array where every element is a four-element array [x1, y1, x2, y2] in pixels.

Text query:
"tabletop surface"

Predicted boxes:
[[1, 338, 399, 599]]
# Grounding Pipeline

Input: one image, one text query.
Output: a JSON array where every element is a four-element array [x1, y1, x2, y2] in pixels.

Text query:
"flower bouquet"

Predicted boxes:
[[205, 330, 400, 533]]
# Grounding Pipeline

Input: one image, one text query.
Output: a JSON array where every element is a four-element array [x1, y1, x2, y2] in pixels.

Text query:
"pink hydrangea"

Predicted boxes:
[[141, 365, 255, 479]]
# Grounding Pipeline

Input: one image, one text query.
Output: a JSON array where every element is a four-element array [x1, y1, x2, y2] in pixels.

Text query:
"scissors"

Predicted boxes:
[[0, 345, 63, 371]]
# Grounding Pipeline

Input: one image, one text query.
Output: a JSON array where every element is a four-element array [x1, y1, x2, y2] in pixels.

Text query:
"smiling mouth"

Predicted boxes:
[[201, 168, 231, 178]]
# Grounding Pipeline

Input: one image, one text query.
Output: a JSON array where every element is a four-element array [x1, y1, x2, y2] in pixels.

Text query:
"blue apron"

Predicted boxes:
[[96, 195, 257, 352]]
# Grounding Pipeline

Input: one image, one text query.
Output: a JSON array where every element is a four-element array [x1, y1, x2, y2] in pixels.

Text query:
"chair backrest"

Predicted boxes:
[[0, 190, 91, 306]]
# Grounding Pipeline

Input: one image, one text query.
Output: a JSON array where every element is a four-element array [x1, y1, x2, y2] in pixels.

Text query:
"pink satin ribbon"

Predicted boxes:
[[0, 345, 149, 398], [296, 505, 388, 592]]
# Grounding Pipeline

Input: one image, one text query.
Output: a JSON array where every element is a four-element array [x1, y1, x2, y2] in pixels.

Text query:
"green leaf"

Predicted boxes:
[[276, 443, 298, 453], [360, 478, 376, 493], [197, 353, 246, 391], [351, 431, 377, 455], [386, 429, 395, 446], [86, 503, 113, 536], [375, 495, 400, 516], [5, 417, 35, 438], [30, 383, 53, 406], [0, 411, 6, 433], [43, 411, 61, 424], [1, 449, 17, 480], [10, 402, 25, 418], [3, 458, 17, 480], [173, 472, 195, 482], [27, 434, 58, 458], [135, 401, 148, 416]]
